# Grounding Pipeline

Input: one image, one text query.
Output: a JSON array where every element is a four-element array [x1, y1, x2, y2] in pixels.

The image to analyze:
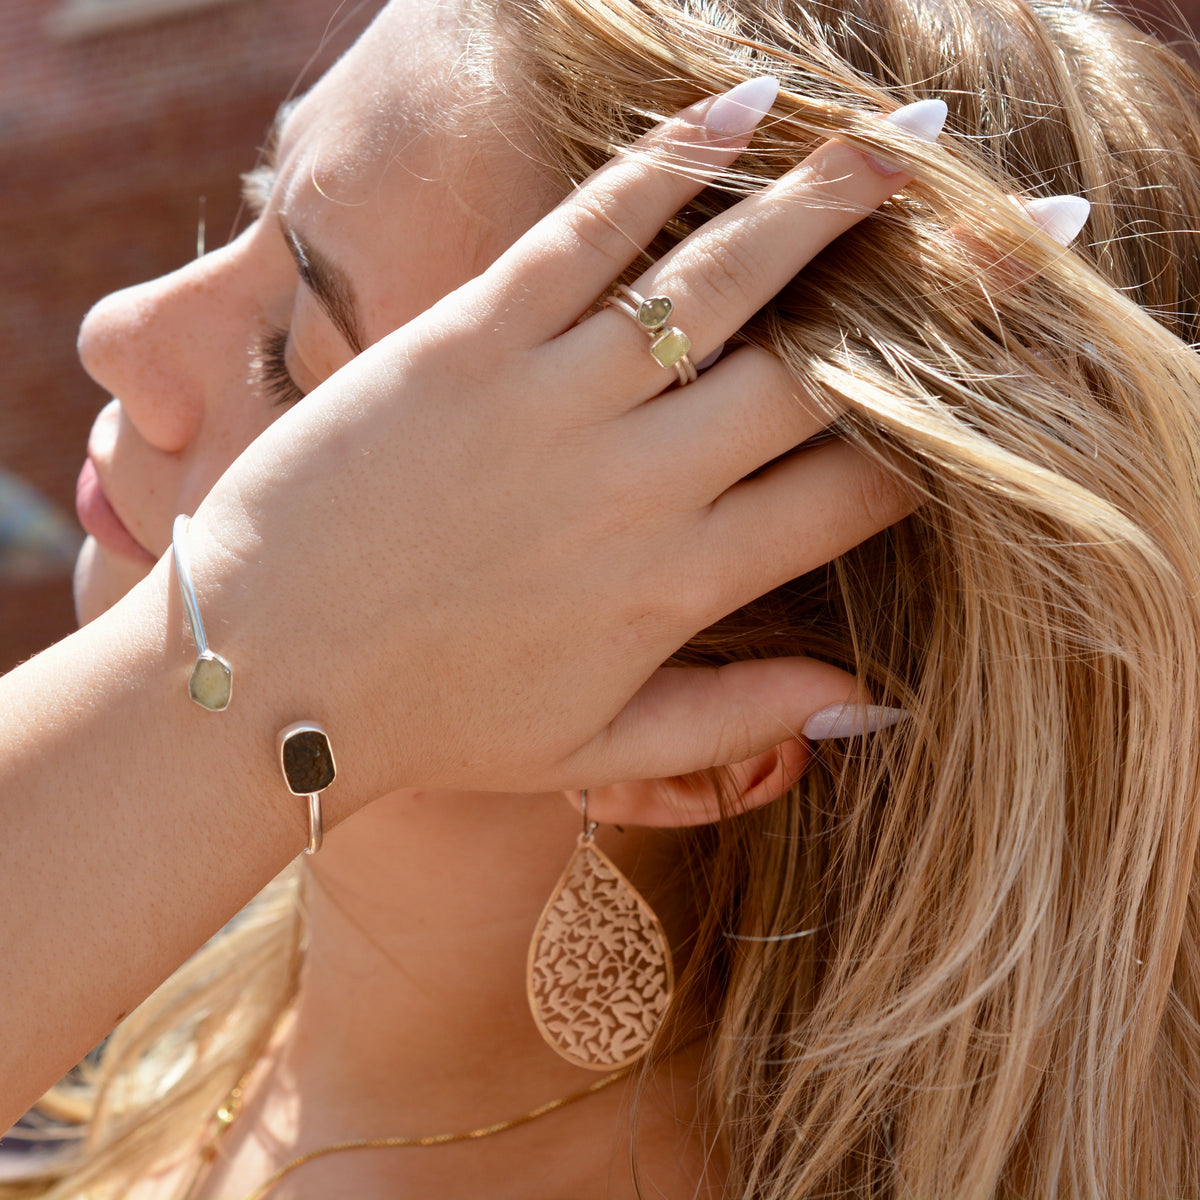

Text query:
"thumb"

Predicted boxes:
[[567, 657, 906, 785]]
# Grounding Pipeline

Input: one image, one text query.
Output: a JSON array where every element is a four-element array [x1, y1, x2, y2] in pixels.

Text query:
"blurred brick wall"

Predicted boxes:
[[0, 0, 378, 673]]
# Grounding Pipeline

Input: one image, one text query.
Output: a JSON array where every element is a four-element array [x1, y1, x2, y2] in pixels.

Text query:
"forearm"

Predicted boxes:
[[0, 555, 341, 1128]]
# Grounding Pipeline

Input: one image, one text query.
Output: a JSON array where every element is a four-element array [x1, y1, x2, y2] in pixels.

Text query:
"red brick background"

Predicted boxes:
[[0, 0, 378, 673]]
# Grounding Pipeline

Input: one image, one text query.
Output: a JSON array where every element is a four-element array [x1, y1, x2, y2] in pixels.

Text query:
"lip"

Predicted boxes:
[[75, 457, 156, 565]]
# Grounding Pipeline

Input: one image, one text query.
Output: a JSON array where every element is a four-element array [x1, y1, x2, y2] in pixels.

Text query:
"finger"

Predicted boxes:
[[950, 193, 1090, 287], [1021, 194, 1090, 248], [480, 76, 781, 341], [621, 201, 1090, 500], [561, 98, 948, 403], [581, 736, 816, 828], [695, 438, 917, 618], [561, 657, 864, 785], [623, 345, 841, 503]]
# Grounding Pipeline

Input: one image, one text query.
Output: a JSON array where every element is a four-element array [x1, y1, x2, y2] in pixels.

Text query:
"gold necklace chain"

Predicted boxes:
[[180, 1046, 631, 1200]]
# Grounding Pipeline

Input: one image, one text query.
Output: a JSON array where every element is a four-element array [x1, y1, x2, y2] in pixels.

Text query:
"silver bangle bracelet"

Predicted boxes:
[[172, 514, 335, 855], [172, 514, 233, 712]]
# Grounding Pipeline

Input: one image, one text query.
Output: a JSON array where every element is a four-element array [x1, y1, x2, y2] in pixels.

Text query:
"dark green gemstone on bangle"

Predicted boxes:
[[280, 727, 336, 794]]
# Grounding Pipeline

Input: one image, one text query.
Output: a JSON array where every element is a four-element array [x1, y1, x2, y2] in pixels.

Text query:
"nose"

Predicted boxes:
[[77, 237, 254, 456]]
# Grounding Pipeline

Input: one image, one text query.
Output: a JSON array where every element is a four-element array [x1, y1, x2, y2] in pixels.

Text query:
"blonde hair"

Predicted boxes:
[[12, 0, 1200, 1195], [472, 0, 1200, 1192], [0, 868, 303, 1198]]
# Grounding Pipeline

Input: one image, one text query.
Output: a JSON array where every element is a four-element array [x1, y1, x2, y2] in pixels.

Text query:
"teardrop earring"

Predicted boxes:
[[526, 791, 674, 1071]]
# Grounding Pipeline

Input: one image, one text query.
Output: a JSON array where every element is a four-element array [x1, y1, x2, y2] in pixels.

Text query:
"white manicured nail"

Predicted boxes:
[[866, 98, 948, 175], [1023, 194, 1090, 247], [704, 76, 780, 141], [802, 703, 909, 740]]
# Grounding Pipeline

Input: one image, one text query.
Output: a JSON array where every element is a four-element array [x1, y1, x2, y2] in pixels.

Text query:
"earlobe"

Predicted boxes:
[[580, 737, 810, 829]]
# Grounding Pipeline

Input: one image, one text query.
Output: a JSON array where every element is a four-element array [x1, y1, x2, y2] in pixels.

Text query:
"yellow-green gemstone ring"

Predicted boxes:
[[605, 284, 698, 385]]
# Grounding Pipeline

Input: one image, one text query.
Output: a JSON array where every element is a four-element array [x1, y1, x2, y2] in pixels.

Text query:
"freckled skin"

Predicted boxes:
[[74, 0, 554, 630]]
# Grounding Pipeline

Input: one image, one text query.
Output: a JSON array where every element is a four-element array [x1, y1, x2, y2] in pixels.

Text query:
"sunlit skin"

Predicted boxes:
[[75, 3, 539, 624], [75, 4, 729, 1197]]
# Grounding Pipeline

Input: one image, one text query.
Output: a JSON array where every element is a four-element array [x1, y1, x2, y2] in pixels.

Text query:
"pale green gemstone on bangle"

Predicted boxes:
[[649, 327, 691, 369], [189, 651, 233, 711]]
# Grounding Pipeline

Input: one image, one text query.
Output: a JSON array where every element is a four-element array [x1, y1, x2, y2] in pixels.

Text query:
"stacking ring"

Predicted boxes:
[[605, 284, 698, 385]]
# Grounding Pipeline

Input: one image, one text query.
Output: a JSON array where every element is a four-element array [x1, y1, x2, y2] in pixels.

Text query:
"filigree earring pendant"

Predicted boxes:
[[526, 791, 674, 1070]]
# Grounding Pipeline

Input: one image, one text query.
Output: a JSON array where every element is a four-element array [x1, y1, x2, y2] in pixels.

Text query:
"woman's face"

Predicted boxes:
[[73, 0, 551, 623]]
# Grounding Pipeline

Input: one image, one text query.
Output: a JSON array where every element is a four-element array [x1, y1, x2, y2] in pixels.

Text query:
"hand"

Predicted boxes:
[[183, 83, 940, 805]]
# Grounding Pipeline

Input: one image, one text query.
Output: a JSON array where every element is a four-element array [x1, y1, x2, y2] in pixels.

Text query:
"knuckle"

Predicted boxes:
[[564, 190, 635, 263], [669, 539, 728, 622], [695, 237, 758, 311], [849, 459, 907, 529], [463, 275, 537, 338], [656, 571, 701, 628], [708, 692, 756, 767]]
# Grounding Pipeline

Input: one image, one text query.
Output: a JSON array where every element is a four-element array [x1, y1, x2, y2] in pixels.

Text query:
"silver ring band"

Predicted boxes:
[[605, 284, 698, 385]]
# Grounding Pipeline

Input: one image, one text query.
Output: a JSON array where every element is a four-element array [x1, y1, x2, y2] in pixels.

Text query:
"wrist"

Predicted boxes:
[[157, 523, 390, 835]]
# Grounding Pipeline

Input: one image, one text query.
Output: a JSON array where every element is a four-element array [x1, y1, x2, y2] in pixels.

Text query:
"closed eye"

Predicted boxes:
[[249, 325, 305, 407]]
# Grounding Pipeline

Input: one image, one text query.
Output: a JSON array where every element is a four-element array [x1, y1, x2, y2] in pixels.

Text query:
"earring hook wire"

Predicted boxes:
[[580, 789, 598, 840]]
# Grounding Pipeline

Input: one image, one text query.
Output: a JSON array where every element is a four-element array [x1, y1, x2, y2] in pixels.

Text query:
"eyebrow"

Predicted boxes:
[[278, 216, 367, 357]]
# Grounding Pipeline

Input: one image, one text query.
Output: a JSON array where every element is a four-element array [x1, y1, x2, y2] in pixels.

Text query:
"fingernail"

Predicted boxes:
[[866, 97, 948, 175], [802, 703, 909, 740], [704, 75, 781, 142], [1023, 194, 1090, 247], [696, 342, 726, 371]]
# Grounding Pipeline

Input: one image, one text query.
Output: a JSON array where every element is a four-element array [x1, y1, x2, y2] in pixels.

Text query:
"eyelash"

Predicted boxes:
[[251, 325, 306, 407]]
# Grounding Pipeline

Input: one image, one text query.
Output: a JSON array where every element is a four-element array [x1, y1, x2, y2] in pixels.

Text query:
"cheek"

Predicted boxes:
[[178, 406, 283, 515]]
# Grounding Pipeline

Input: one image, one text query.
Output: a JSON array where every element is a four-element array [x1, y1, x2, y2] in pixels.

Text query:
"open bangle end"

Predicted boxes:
[[277, 722, 336, 855]]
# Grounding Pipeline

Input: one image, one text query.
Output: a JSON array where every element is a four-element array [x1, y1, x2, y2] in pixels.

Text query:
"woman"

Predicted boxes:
[[6, 0, 1200, 1195], [0, 12, 925, 1195]]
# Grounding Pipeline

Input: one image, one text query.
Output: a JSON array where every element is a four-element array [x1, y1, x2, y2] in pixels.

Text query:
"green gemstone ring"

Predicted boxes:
[[606, 284, 698, 386]]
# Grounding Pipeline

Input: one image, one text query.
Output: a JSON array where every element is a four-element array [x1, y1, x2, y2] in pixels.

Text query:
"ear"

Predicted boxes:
[[579, 736, 811, 829]]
